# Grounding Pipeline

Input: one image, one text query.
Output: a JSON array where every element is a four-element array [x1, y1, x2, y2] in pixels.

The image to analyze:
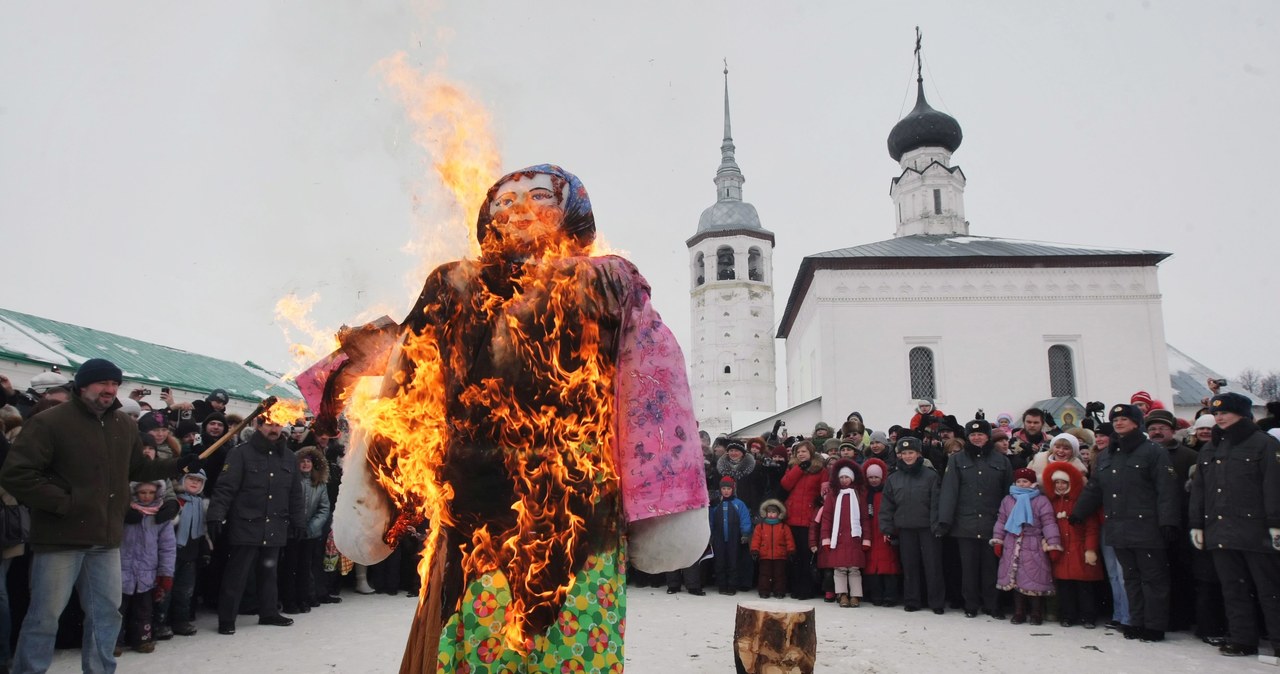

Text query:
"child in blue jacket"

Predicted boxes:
[[710, 476, 753, 595]]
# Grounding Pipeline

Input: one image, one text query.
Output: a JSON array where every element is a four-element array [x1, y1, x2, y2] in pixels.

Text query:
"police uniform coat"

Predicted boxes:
[[206, 431, 306, 547], [1189, 419, 1280, 553], [937, 445, 1013, 539], [1073, 431, 1179, 549]]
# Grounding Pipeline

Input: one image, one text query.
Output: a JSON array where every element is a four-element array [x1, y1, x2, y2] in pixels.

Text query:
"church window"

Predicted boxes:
[[694, 252, 705, 287], [748, 247, 763, 282], [933, 189, 942, 215], [909, 347, 936, 399], [724, 365, 731, 374], [716, 246, 736, 280], [1048, 345, 1076, 397]]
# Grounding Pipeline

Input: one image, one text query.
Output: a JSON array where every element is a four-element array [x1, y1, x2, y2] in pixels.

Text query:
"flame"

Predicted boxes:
[[275, 293, 341, 377], [262, 398, 309, 427], [345, 230, 619, 653]]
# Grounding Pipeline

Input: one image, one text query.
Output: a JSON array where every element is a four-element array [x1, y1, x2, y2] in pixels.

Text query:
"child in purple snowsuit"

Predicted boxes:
[[119, 480, 176, 653], [992, 467, 1061, 626]]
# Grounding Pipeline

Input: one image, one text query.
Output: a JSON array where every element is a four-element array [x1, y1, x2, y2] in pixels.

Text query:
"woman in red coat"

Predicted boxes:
[[861, 458, 902, 606], [1043, 460, 1104, 628], [819, 458, 870, 607], [782, 440, 826, 599]]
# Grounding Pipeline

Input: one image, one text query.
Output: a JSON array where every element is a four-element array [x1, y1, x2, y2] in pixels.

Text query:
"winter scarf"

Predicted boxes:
[[1004, 485, 1040, 535], [830, 488, 862, 548], [716, 451, 756, 482], [175, 492, 205, 546], [130, 499, 161, 517], [763, 516, 782, 525]]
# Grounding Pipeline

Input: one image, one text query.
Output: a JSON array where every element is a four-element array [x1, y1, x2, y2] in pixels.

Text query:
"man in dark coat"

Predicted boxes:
[[1144, 409, 1198, 632], [880, 437, 945, 614], [1189, 392, 1280, 657], [937, 419, 1013, 618], [206, 417, 306, 635], [1072, 404, 1179, 642], [0, 358, 197, 673]]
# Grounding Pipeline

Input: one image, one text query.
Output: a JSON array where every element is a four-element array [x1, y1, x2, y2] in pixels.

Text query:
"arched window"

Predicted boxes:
[[1048, 345, 1076, 397], [716, 246, 735, 280], [724, 365, 731, 374], [748, 247, 763, 282], [909, 347, 936, 400], [694, 252, 705, 287]]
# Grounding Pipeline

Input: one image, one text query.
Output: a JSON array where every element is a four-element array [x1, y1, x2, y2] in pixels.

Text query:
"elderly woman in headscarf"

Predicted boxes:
[[312, 165, 708, 673]]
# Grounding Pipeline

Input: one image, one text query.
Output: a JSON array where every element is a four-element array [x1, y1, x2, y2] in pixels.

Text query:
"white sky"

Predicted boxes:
[[2, 1, 1277, 391]]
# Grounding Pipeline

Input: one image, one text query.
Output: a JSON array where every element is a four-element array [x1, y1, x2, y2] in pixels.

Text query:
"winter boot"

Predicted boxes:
[[1010, 594, 1027, 625], [1028, 597, 1043, 626], [850, 596, 861, 607], [354, 565, 375, 594], [838, 593, 850, 608], [172, 622, 197, 636]]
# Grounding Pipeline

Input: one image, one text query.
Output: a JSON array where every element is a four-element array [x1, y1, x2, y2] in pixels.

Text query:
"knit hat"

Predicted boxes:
[[838, 440, 859, 452], [74, 358, 123, 388], [812, 422, 835, 439], [1051, 432, 1080, 454], [1013, 468, 1037, 483], [895, 436, 922, 453], [726, 440, 745, 454], [996, 411, 1013, 424], [1130, 390, 1154, 406], [869, 430, 888, 445], [1144, 409, 1177, 429], [1193, 414, 1215, 430], [864, 463, 884, 479], [966, 418, 992, 437], [719, 476, 736, 490], [1108, 404, 1145, 427], [1050, 470, 1070, 484], [138, 411, 166, 432], [175, 420, 201, 438], [1210, 392, 1253, 418], [837, 466, 856, 481], [118, 398, 142, 418], [29, 371, 70, 393], [207, 389, 230, 404]]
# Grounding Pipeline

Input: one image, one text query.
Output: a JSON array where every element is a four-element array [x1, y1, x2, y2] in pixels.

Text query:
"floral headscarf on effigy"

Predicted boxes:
[[475, 163, 596, 253]]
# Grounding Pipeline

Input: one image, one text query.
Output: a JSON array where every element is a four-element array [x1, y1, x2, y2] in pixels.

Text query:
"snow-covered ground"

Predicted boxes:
[[50, 587, 1276, 672]]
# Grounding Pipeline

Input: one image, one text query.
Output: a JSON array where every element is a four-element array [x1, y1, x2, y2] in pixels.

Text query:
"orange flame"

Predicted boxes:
[[346, 231, 619, 653], [261, 398, 309, 427], [274, 293, 340, 378]]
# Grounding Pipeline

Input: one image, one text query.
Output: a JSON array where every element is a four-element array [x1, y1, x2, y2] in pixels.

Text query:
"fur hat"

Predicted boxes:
[[1066, 427, 1095, 448], [895, 436, 922, 454], [1210, 392, 1253, 418], [725, 440, 745, 453], [812, 421, 835, 440], [758, 498, 787, 520], [1144, 409, 1177, 429], [1013, 467, 1037, 483], [1108, 404, 1145, 428], [1043, 460, 1086, 498], [966, 418, 992, 437], [295, 446, 330, 487]]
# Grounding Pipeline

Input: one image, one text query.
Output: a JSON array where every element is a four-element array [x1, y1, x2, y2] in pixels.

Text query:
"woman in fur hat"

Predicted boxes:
[[992, 467, 1062, 625], [280, 446, 330, 614], [1042, 461, 1103, 628], [819, 459, 870, 607]]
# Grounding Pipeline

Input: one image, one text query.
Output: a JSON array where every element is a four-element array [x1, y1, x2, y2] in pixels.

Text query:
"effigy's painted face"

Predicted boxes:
[[489, 173, 564, 248]]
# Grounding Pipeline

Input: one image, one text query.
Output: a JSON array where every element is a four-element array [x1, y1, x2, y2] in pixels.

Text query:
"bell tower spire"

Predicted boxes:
[[716, 60, 744, 201]]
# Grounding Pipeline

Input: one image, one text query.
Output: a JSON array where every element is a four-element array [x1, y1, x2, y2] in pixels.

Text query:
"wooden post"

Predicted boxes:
[[733, 601, 817, 674]]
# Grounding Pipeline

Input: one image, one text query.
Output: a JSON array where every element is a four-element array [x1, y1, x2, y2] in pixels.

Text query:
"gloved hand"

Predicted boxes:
[[1161, 526, 1179, 545], [739, 535, 750, 546], [1271, 528, 1280, 552], [1067, 514, 1084, 526], [176, 453, 202, 474], [1048, 549, 1062, 563], [1189, 528, 1204, 550], [992, 541, 1003, 558], [1084, 550, 1099, 566], [124, 508, 143, 525], [206, 520, 223, 541], [799, 460, 812, 471], [155, 500, 180, 524], [1056, 510, 1068, 520], [932, 523, 949, 538], [156, 576, 173, 593]]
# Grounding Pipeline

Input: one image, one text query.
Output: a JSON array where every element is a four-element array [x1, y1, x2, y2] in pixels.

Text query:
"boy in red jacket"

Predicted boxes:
[[750, 499, 795, 598]]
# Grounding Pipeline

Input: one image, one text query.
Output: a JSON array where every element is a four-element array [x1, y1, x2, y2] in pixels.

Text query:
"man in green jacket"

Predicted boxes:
[[0, 358, 198, 674]]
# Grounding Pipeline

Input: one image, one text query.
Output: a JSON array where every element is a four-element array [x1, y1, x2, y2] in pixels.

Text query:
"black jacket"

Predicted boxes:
[[938, 443, 1012, 539], [206, 431, 305, 548], [1073, 431, 1179, 549], [880, 461, 940, 533], [1189, 419, 1280, 552]]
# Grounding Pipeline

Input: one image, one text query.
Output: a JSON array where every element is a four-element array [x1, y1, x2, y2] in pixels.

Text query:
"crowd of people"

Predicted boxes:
[[0, 362, 1278, 672], [0, 362, 422, 674], [638, 389, 1280, 660]]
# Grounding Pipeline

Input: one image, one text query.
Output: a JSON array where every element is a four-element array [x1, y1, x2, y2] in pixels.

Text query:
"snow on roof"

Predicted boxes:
[[1166, 343, 1258, 408], [0, 316, 74, 366]]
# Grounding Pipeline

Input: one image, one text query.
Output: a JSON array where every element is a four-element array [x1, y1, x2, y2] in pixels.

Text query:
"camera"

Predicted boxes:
[[140, 388, 152, 396], [1085, 401, 1106, 414], [1213, 378, 1228, 387], [161, 387, 170, 394]]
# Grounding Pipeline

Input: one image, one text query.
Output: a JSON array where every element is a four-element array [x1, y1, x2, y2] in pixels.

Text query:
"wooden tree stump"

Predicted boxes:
[[733, 601, 817, 674]]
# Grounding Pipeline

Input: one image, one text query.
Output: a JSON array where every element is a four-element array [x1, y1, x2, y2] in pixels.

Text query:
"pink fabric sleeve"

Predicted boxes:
[[608, 258, 708, 524]]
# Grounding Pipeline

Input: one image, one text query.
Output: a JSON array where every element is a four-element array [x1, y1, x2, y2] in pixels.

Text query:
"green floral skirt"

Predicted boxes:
[[436, 538, 627, 673]]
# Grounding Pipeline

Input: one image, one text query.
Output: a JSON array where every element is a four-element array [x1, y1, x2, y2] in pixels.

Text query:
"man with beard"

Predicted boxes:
[[937, 418, 1013, 618], [1189, 392, 1280, 657], [1011, 408, 1053, 466], [205, 417, 306, 635], [1072, 404, 1179, 642], [1145, 409, 1198, 632]]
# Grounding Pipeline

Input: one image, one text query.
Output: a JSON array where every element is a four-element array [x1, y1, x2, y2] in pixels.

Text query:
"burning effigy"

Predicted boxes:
[[300, 164, 709, 673]]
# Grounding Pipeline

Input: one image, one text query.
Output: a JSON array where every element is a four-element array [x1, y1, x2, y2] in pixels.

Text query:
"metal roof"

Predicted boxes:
[[0, 307, 299, 402], [1166, 343, 1257, 410], [812, 235, 1169, 261]]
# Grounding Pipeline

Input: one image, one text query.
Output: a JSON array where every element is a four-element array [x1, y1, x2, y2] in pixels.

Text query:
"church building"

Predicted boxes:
[[772, 59, 1176, 430], [686, 68, 777, 434]]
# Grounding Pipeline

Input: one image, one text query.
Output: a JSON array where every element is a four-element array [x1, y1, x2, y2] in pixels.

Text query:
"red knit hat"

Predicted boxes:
[[719, 476, 736, 490], [1130, 390, 1154, 406], [1013, 468, 1037, 483]]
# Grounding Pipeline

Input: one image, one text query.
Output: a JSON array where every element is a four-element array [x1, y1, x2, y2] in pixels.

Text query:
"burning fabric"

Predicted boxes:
[[303, 165, 708, 673]]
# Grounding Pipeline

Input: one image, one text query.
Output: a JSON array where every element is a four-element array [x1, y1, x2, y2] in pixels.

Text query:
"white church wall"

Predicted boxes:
[[786, 264, 1173, 429]]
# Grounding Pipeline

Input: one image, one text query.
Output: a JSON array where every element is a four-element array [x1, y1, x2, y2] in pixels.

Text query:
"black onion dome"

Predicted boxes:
[[887, 81, 963, 161]]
